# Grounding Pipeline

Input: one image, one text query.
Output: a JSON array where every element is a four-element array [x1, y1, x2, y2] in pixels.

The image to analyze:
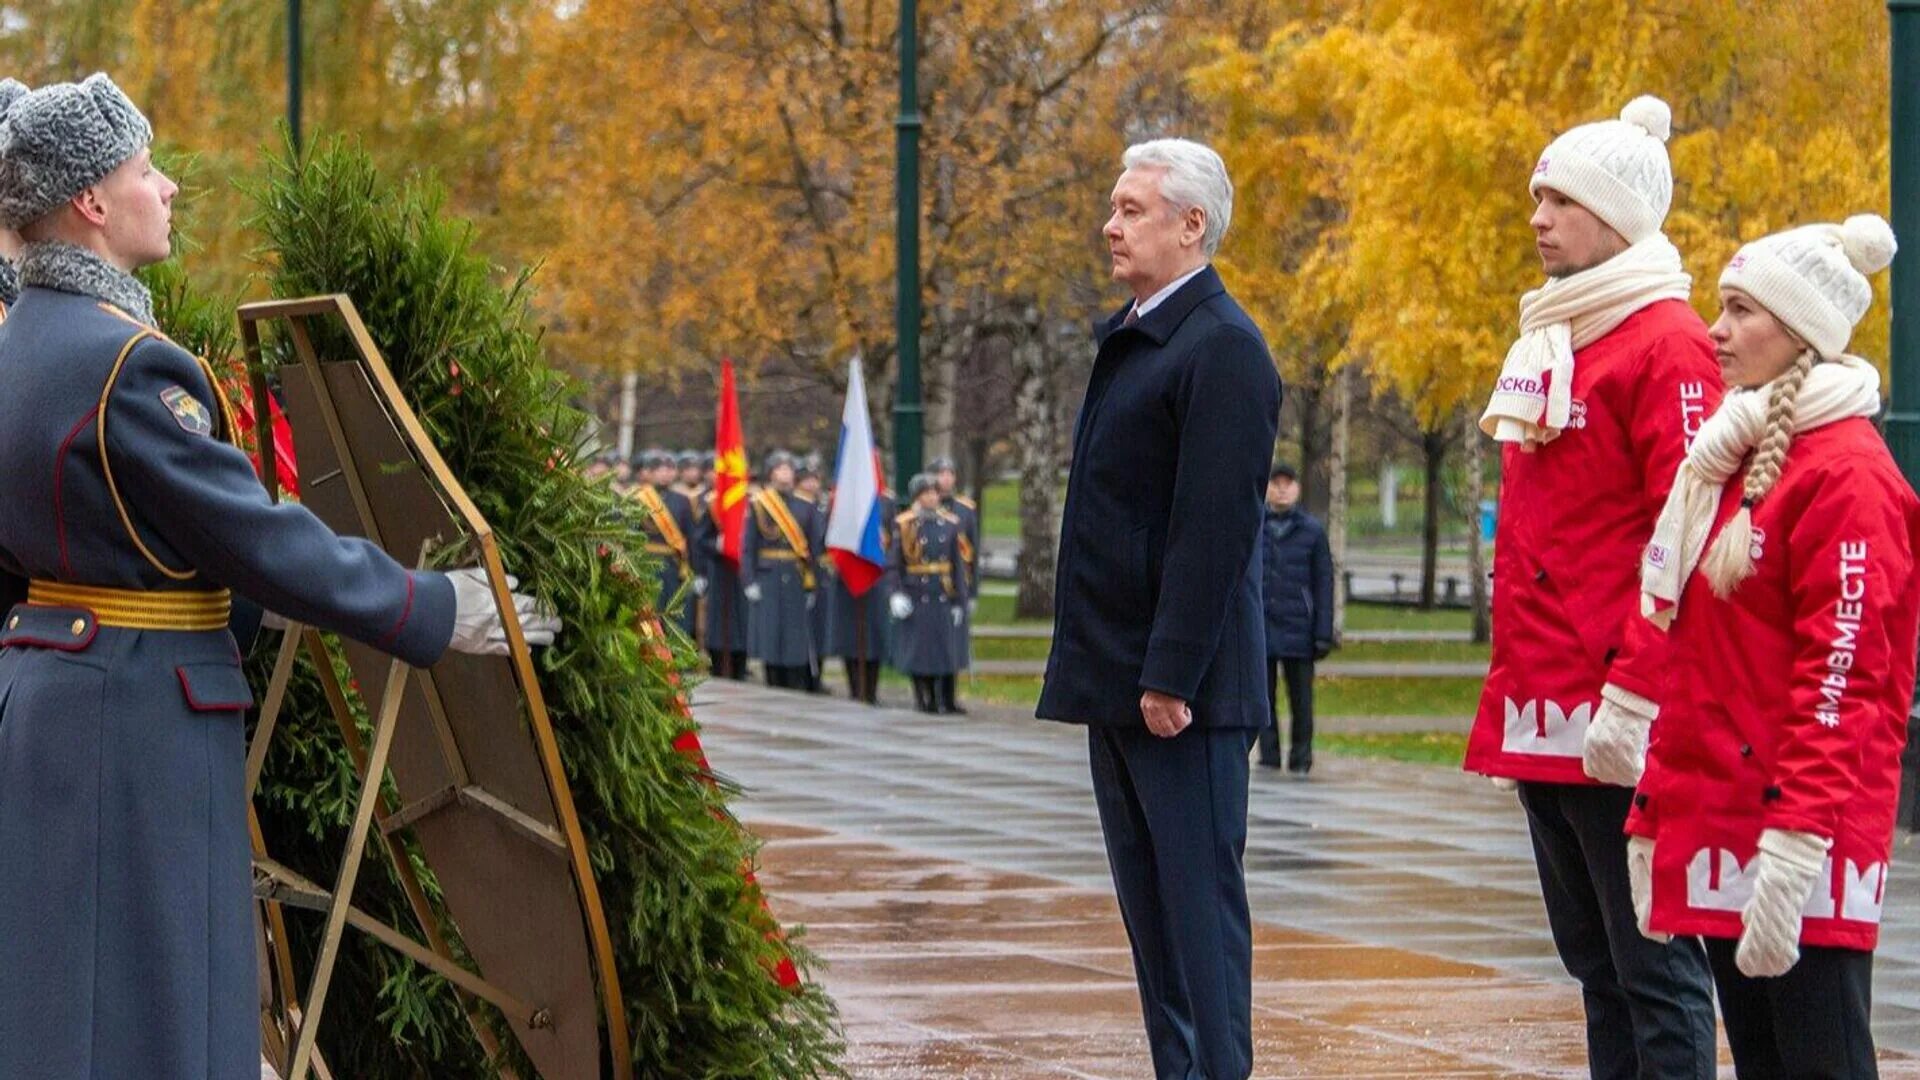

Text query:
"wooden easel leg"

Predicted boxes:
[[285, 653, 409, 1080], [246, 625, 305, 799]]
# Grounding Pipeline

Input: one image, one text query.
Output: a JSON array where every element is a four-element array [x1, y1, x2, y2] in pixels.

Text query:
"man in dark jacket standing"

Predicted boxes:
[[1037, 138, 1279, 1080], [1257, 463, 1333, 773]]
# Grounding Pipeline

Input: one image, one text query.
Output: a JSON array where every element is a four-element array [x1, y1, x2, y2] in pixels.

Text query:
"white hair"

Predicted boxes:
[[1122, 138, 1234, 257]]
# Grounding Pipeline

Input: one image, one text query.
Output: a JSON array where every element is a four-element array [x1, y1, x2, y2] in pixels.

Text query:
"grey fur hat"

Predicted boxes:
[[907, 473, 936, 499], [0, 79, 28, 122], [0, 74, 153, 231]]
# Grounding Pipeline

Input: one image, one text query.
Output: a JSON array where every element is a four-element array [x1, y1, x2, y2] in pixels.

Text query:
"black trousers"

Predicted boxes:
[[707, 649, 748, 680], [842, 658, 882, 704], [764, 664, 809, 689], [1256, 658, 1314, 769], [1090, 724, 1258, 1080], [1517, 782, 1717, 1080], [1706, 938, 1876, 1079]]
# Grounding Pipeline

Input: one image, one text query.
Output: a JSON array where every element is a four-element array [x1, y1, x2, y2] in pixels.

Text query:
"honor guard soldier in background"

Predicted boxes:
[[0, 74, 558, 1080], [695, 475, 749, 679], [673, 448, 703, 497], [744, 450, 821, 689], [891, 474, 965, 714], [931, 457, 977, 714], [826, 482, 895, 704], [796, 457, 830, 692], [633, 448, 696, 636]]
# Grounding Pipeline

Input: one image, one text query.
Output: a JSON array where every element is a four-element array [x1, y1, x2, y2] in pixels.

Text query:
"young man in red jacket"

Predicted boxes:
[[1629, 214, 1911, 1078], [1463, 96, 1722, 1079]]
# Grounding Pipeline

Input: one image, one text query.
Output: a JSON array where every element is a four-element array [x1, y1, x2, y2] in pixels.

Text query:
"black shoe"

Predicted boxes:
[[1287, 757, 1313, 776]]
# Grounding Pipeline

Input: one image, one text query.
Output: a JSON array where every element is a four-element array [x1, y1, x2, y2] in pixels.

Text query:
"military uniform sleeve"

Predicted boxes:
[[105, 336, 455, 667], [1140, 325, 1282, 701], [1766, 462, 1906, 838], [1606, 334, 1723, 702]]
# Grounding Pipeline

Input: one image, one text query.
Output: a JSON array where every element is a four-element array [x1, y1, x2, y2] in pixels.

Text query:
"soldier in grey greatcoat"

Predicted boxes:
[[693, 481, 749, 679], [632, 449, 697, 636], [890, 474, 964, 713], [743, 450, 821, 689], [931, 456, 978, 714], [823, 488, 896, 704], [0, 74, 557, 1080]]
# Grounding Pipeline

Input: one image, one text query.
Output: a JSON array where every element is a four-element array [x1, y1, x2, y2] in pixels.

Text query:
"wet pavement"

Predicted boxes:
[[695, 679, 1920, 1077]]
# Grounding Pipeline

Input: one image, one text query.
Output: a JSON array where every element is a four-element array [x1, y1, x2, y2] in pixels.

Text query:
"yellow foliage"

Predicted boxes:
[[1194, 0, 1894, 426]]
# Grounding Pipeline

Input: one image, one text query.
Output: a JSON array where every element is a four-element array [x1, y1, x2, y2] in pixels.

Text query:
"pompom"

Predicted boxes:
[[1839, 213, 1897, 274], [1619, 95, 1673, 143]]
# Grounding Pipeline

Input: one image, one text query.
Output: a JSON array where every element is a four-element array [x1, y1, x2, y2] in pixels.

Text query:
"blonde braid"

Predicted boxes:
[[1701, 348, 1818, 596]]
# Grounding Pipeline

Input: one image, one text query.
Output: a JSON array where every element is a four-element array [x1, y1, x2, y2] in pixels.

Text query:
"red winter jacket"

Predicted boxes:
[[1627, 417, 1920, 951], [1465, 299, 1723, 784]]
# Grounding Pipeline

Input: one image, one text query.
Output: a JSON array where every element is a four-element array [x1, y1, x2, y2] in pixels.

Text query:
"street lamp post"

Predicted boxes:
[[287, 0, 303, 153], [892, 0, 924, 490]]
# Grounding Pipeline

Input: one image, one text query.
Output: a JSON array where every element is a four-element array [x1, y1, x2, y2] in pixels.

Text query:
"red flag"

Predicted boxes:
[[714, 359, 749, 565]]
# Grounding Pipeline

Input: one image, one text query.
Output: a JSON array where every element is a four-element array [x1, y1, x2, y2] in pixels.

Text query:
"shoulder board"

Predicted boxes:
[[936, 509, 961, 524], [894, 510, 917, 526], [953, 495, 976, 510]]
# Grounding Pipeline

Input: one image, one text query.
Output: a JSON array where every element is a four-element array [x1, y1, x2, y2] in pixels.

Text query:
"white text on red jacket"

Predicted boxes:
[[1818, 540, 1870, 730], [1678, 381, 1707, 452]]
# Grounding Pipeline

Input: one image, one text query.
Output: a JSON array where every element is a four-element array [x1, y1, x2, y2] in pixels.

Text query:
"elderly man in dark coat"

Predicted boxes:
[[1037, 137, 1279, 1080], [1257, 462, 1334, 774]]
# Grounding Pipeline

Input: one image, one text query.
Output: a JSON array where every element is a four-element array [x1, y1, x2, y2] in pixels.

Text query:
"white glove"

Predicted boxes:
[[806, 591, 817, 610], [1489, 776, 1519, 792], [968, 598, 978, 616], [1736, 828, 1831, 978], [260, 610, 291, 631], [889, 593, 913, 620], [261, 1057, 283, 1080], [447, 568, 562, 656], [1583, 684, 1656, 787], [1627, 835, 1668, 943], [745, 582, 763, 603], [692, 576, 709, 598], [950, 606, 964, 628]]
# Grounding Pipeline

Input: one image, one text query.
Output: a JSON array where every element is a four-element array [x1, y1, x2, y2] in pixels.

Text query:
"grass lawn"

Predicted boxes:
[[1341, 604, 1475, 633], [1315, 731, 1469, 766], [938, 673, 1481, 719], [972, 635, 1489, 666]]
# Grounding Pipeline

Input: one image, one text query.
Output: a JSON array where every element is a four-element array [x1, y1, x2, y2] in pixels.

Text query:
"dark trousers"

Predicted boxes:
[[1256, 658, 1314, 769], [843, 658, 881, 704], [764, 664, 809, 689], [1518, 782, 1717, 1080], [1706, 939, 1876, 1079], [708, 649, 748, 680], [1090, 725, 1258, 1080]]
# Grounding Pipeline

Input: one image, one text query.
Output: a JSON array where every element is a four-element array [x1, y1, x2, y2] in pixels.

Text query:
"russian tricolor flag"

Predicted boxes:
[[826, 357, 888, 596]]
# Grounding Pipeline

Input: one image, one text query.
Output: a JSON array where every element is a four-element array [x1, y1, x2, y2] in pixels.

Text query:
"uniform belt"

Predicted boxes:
[[28, 580, 232, 631], [759, 549, 805, 561], [906, 562, 952, 574], [644, 542, 683, 557]]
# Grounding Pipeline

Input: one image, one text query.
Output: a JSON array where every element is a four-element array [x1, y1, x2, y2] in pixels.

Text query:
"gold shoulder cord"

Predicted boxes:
[[96, 328, 200, 582]]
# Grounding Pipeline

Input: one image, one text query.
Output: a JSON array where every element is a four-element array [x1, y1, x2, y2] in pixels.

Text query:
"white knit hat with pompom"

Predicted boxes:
[[1720, 214, 1898, 359], [1530, 96, 1675, 243]]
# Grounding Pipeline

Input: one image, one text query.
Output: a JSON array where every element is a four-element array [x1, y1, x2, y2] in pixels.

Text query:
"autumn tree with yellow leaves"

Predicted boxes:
[[1196, 0, 1891, 626]]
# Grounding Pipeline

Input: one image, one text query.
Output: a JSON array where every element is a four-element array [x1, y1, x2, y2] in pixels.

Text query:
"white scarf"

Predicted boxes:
[[1481, 236, 1694, 449], [1640, 356, 1883, 627]]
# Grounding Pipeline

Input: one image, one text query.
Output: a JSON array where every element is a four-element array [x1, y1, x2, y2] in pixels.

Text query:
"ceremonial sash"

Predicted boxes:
[[755, 489, 815, 589], [635, 485, 691, 573]]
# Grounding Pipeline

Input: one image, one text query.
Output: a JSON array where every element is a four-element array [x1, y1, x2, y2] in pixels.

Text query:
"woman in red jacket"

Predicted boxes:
[[1628, 213, 1917, 1078]]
